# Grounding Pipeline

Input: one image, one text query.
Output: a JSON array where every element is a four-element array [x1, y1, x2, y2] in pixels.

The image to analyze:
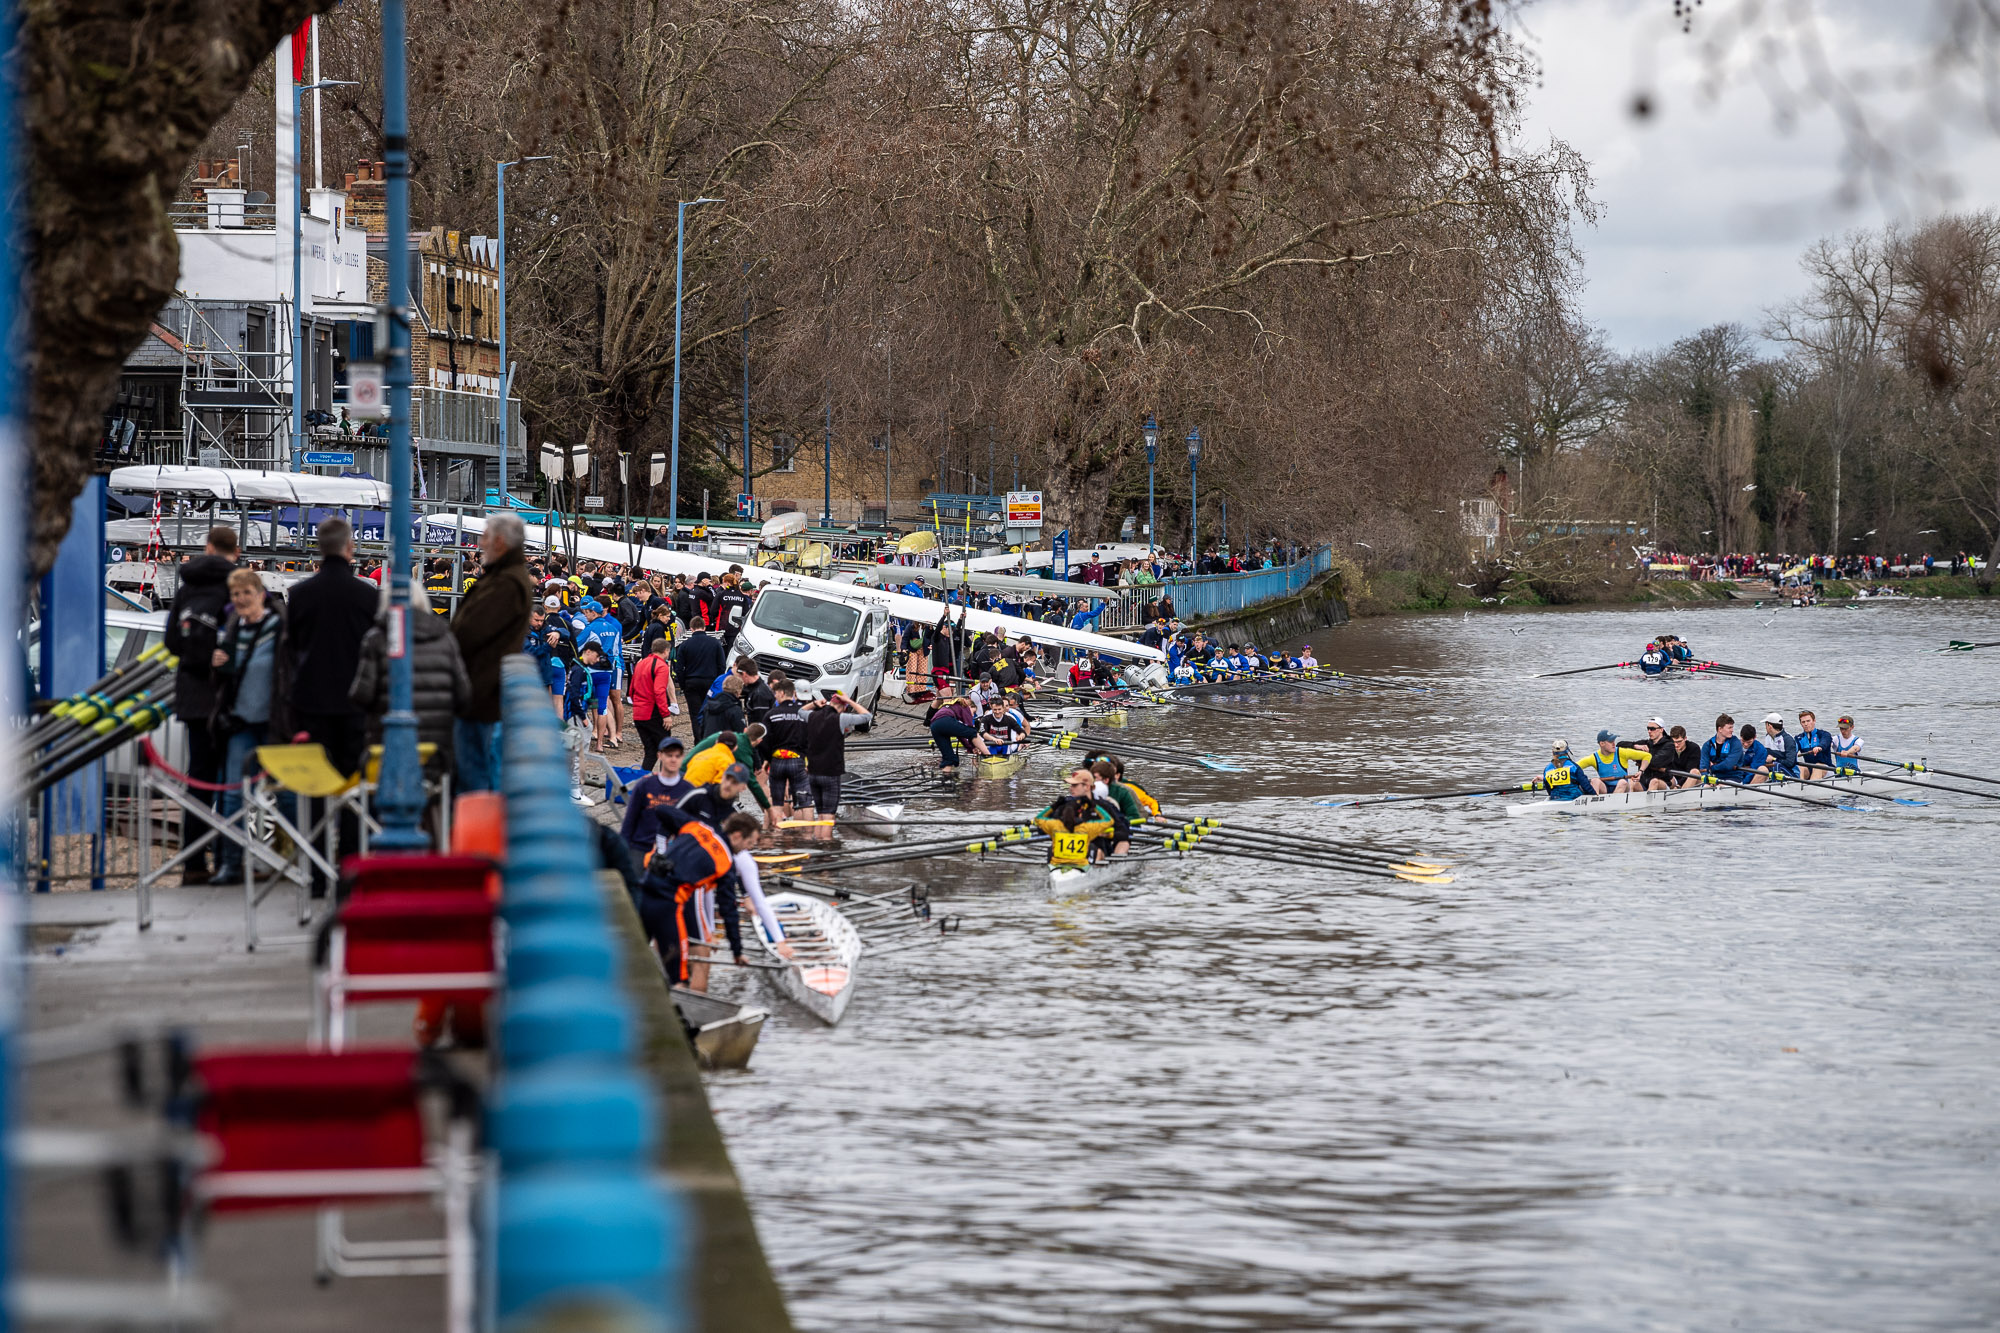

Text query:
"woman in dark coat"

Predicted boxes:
[[350, 585, 471, 766]]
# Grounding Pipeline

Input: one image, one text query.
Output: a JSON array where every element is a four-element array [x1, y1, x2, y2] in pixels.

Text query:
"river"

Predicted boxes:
[[704, 598, 2000, 1331]]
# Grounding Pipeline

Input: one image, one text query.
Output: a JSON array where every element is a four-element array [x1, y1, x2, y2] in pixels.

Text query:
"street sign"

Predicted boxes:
[[736, 492, 754, 519], [304, 450, 355, 467], [1054, 528, 1069, 579], [1005, 490, 1044, 528], [583, 495, 606, 510], [198, 447, 222, 470], [347, 361, 388, 420]]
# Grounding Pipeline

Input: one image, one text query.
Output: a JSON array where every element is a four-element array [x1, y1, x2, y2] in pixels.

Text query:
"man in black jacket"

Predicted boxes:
[[672, 627, 726, 737], [162, 526, 240, 883], [736, 656, 775, 728], [286, 517, 380, 889]]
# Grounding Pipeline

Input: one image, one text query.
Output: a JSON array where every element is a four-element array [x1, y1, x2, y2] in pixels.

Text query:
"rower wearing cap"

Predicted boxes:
[[1832, 715, 1863, 774], [1540, 739, 1603, 801], [1796, 710, 1834, 780], [1760, 713, 1800, 782], [1578, 729, 1651, 793]]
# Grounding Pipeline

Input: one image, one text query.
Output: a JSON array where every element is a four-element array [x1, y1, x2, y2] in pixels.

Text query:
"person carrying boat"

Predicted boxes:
[[979, 695, 1029, 756], [926, 694, 990, 771], [1760, 713, 1801, 783], [1796, 710, 1835, 780], [636, 810, 761, 988], [1700, 714, 1748, 783], [1832, 715, 1864, 774], [1578, 730, 1651, 793], [1640, 723, 1701, 790], [1539, 740, 1604, 801], [1031, 769, 1123, 867]]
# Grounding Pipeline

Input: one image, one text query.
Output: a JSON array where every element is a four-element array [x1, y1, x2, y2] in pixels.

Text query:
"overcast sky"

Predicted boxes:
[[1515, 0, 2000, 354]]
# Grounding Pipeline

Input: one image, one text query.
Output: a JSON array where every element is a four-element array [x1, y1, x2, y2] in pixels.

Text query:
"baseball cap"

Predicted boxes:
[[659, 737, 685, 753], [543, 595, 560, 608], [1596, 729, 1616, 743], [1552, 738, 1570, 752], [1763, 712, 1783, 725], [1646, 716, 1667, 730]]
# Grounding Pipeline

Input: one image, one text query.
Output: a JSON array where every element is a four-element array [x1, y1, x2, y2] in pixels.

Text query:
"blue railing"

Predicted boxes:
[[1152, 545, 1332, 619]]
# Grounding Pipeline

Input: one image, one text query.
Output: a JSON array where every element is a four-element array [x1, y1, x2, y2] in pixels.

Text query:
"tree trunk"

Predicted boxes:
[[24, 0, 334, 577]]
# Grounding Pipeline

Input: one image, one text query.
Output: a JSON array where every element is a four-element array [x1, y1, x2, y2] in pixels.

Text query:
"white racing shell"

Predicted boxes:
[[437, 514, 1165, 664], [854, 563, 1116, 601]]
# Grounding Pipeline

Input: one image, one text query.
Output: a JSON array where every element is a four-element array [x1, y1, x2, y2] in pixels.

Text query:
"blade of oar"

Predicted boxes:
[[1704, 662, 1796, 680], [1132, 829, 1447, 881], [1143, 691, 1262, 719], [1152, 836, 1451, 885], [1535, 662, 1631, 679], [1857, 755, 2000, 789]]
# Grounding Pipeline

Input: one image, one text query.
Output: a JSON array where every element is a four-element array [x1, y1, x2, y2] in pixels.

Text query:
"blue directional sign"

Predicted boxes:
[[304, 450, 355, 467]]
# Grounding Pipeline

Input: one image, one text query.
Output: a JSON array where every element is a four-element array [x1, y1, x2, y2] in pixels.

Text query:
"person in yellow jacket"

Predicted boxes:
[[1032, 768, 1122, 866], [1577, 729, 1652, 794]]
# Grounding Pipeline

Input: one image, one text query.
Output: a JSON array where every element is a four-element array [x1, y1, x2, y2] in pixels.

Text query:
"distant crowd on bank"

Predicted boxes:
[[1642, 550, 1990, 582]]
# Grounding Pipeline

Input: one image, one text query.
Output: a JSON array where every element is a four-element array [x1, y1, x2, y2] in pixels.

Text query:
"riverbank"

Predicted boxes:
[[1351, 569, 1996, 615]]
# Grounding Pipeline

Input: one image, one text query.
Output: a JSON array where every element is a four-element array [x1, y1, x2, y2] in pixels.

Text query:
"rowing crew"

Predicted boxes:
[[1637, 635, 1696, 675], [1538, 710, 1865, 799], [1031, 759, 1161, 866], [1167, 636, 1319, 684]]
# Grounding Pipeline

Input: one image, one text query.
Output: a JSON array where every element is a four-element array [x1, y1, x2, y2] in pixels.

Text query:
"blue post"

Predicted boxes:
[[823, 389, 832, 525], [741, 281, 751, 503], [496, 155, 551, 505], [667, 196, 720, 545], [0, 0, 23, 1305], [1186, 427, 1202, 557], [373, 0, 426, 850], [1143, 414, 1157, 559]]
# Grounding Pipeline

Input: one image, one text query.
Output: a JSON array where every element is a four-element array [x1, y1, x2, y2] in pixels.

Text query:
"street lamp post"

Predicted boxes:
[[1143, 414, 1158, 557], [290, 77, 357, 473], [667, 196, 722, 544], [373, 0, 424, 848], [496, 154, 552, 504], [1186, 427, 1202, 558], [823, 384, 832, 525]]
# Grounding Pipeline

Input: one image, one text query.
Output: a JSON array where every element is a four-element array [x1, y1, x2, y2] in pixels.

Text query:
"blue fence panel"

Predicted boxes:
[[1155, 545, 1331, 619]]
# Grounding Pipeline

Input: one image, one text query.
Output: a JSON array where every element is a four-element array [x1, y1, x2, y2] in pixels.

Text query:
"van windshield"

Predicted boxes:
[[749, 589, 861, 645]]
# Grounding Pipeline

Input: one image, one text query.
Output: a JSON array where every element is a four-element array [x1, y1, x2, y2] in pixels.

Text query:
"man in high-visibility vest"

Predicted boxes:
[[637, 810, 761, 987]]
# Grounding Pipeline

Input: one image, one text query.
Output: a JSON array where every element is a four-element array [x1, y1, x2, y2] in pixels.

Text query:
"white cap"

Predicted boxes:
[[1647, 716, 1667, 729], [543, 595, 560, 608], [1763, 712, 1783, 725]]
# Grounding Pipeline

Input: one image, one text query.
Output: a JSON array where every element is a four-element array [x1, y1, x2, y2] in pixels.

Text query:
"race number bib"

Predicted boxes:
[[1050, 831, 1091, 866], [1547, 767, 1571, 787]]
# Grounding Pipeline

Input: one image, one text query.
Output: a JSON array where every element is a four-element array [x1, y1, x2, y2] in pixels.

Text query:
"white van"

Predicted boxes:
[[733, 585, 889, 710]]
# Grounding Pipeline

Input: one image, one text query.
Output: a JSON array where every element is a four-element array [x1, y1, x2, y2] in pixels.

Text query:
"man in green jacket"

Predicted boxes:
[[684, 725, 775, 827]]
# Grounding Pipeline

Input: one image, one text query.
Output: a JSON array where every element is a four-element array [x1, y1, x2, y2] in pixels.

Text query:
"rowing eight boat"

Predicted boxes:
[[756, 893, 863, 1024], [1505, 775, 1900, 817]]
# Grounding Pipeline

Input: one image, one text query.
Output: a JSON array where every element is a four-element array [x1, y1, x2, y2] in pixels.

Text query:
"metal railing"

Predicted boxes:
[[1095, 546, 1333, 630]]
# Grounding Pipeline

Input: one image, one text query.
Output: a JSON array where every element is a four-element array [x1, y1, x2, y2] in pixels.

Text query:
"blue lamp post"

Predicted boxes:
[[1143, 414, 1158, 557], [1186, 427, 1202, 557], [372, 0, 426, 849], [290, 77, 357, 473], [496, 155, 552, 503], [823, 388, 832, 525], [667, 196, 722, 544]]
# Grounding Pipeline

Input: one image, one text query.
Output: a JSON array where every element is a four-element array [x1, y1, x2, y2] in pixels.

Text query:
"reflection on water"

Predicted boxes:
[[705, 600, 2000, 1331]]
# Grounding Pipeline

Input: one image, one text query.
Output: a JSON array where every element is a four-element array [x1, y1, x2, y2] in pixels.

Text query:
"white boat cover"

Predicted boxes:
[[854, 563, 1116, 601], [437, 513, 1164, 663], [109, 465, 391, 508]]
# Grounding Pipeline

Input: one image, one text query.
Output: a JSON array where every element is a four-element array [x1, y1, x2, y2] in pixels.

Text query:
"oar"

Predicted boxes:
[[1855, 755, 2000, 788], [1832, 764, 2000, 802], [24, 643, 173, 742], [1318, 781, 1537, 808], [1664, 770, 1853, 810], [1154, 818, 1449, 873], [1535, 662, 1632, 678], [1130, 826, 1448, 882], [1939, 640, 2000, 652], [1703, 661, 1796, 680], [1151, 812, 1447, 864]]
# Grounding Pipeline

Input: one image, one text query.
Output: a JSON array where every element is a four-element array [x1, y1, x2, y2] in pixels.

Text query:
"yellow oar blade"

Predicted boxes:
[[1393, 870, 1453, 885], [778, 819, 835, 828], [751, 852, 812, 864]]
